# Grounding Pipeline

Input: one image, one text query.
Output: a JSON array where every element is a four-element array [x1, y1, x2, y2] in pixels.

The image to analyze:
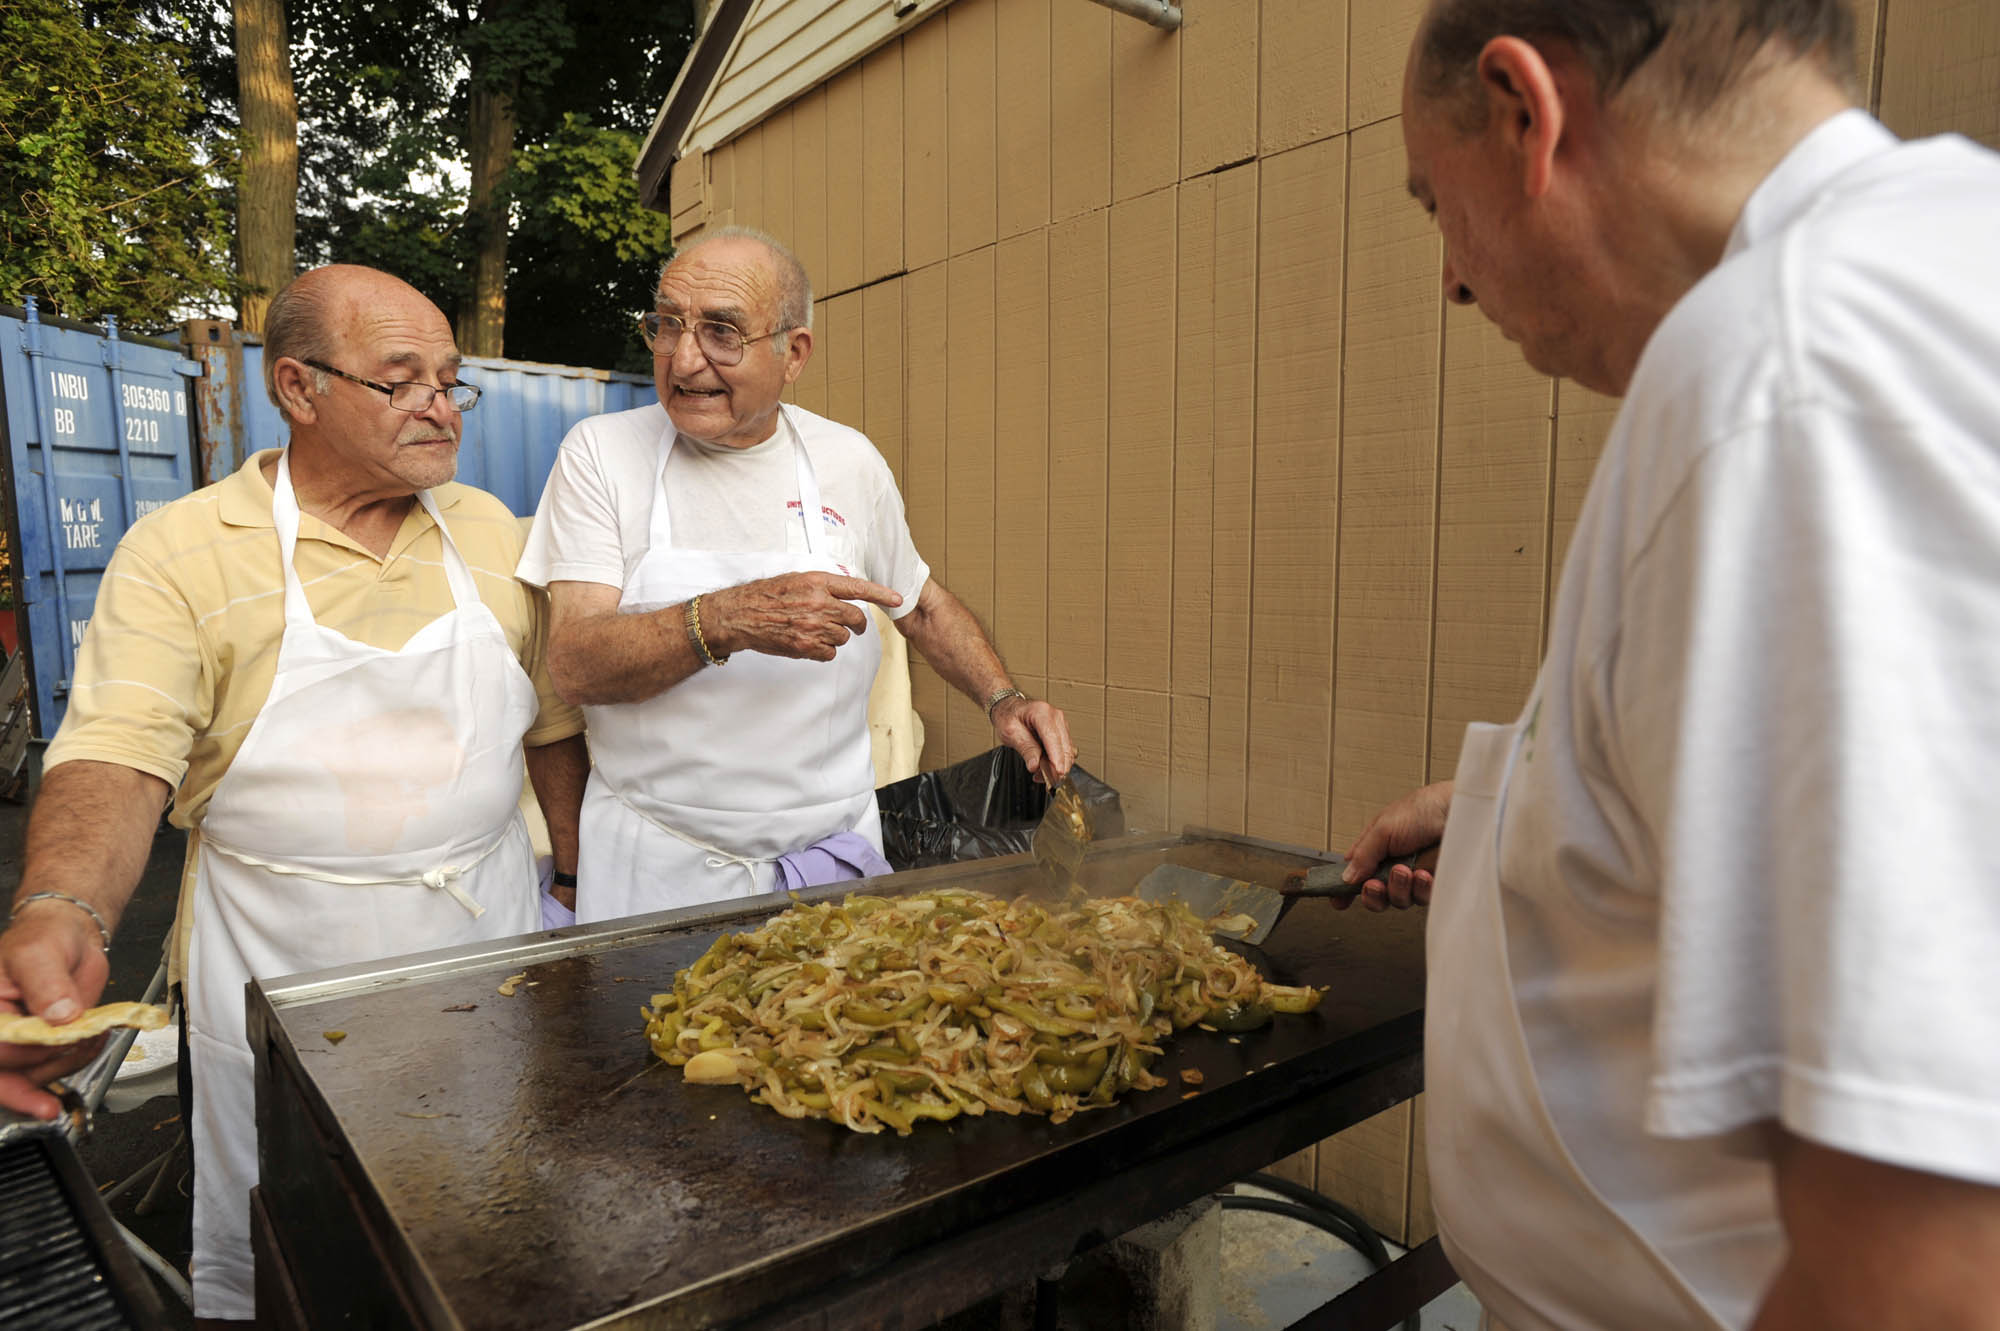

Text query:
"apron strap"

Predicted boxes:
[[650, 407, 827, 558], [272, 450, 482, 629], [198, 824, 514, 919], [606, 782, 775, 893]]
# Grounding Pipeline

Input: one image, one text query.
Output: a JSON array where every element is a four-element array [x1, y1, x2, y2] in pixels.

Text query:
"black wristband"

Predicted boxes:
[[552, 871, 578, 889]]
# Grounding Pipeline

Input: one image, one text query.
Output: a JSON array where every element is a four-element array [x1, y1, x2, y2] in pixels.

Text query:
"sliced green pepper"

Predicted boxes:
[[1206, 1000, 1274, 1033], [1020, 1063, 1056, 1112], [990, 997, 1085, 1037], [1041, 1048, 1109, 1094]]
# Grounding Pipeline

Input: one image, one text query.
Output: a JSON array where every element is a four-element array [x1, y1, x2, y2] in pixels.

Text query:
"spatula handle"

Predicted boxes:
[[1282, 848, 1437, 900]]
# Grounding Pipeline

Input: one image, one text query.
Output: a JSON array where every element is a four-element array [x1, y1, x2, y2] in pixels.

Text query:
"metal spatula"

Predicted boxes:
[[1136, 850, 1432, 946], [1033, 775, 1093, 894]]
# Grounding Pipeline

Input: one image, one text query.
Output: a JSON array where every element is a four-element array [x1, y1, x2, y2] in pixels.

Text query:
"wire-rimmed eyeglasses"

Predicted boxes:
[[639, 312, 794, 366], [304, 359, 482, 413]]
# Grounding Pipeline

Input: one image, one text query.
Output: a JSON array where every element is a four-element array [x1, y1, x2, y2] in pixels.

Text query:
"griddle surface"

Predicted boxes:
[[258, 837, 1426, 1329]]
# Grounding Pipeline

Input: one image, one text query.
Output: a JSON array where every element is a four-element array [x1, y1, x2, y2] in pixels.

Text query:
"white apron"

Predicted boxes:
[[185, 453, 541, 1319], [576, 407, 883, 923], [1426, 715, 1728, 1331]]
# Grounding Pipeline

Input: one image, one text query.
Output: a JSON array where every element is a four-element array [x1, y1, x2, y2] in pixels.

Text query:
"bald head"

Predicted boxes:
[[663, 227, 814, 335], [1412, 0, 1857, 128], [263, 266, 447, 421]]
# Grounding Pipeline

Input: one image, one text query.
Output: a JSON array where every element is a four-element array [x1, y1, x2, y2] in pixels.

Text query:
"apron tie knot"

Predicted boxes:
[[421, 865, 487, 919]]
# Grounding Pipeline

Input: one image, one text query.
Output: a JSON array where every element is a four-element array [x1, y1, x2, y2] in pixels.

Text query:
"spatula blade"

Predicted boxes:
[[1135, 863, 1286, 945], [1033, 775, 1093, 894]]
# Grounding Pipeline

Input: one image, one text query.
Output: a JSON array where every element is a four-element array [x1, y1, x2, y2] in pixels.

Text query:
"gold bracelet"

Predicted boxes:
[[685, 594, 728, 667]]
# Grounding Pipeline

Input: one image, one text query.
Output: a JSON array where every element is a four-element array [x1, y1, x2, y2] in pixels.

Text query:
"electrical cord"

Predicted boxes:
[[1243, 1170, 1396, 1271], [1220, 1173, 1420, 1331]]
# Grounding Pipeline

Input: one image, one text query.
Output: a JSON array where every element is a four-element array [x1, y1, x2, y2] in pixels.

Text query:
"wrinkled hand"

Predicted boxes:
[[1338, 780, 1452, 912], [0, 906, 113, 1119], [993, 696, 1075, 786], [703, 573, 904, 663]]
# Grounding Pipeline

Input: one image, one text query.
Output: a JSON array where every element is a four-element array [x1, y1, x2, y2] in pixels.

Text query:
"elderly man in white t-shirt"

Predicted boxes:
[[1340, 1, 2000, 1328], [519, 228, 1073, 922]]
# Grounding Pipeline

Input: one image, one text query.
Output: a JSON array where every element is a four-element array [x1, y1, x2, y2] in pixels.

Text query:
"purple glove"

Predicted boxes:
[[774, 832, 892, 893]]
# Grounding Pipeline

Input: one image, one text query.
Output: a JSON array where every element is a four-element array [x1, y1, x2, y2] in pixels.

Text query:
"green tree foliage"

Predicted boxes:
[[281, 0, 695, 370], [0, 0, 234, 331], [507, 115, 673, 371]]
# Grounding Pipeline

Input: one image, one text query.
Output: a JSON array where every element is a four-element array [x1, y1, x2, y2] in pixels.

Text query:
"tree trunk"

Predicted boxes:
[[458, 78, 517, 357], [233, 0, 298, 334]]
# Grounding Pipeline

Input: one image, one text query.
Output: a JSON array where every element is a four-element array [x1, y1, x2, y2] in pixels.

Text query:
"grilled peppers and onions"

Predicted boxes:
[[642, 888, 1323, 1136]]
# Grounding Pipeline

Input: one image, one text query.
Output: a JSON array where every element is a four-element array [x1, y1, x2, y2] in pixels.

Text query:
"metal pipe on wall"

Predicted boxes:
[[1082, 0, 1181, 31]]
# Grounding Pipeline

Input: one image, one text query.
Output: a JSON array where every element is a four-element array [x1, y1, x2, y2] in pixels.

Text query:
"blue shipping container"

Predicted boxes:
[[236, 344, 654, 517], [0, 302, 202, 737]]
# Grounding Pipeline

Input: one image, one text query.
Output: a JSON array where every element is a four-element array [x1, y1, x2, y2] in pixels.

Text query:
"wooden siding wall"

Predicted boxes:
[[672, 0, 2000, 1245]]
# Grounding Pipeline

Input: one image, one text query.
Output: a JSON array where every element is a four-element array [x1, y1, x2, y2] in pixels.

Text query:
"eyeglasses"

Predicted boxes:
[[303, 359, 482, 413], [639, 312, 794, 367]]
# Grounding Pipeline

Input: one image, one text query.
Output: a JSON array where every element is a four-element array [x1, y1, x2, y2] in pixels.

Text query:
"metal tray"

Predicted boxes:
[[247, 831, 1428, 1330]]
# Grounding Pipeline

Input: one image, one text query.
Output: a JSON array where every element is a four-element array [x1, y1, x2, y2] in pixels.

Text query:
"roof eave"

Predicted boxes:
[[635, 0, 756, 213]]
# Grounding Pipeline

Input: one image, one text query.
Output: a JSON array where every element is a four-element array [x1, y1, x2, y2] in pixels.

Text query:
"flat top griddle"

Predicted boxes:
[[249, 832, 1428, 1330]]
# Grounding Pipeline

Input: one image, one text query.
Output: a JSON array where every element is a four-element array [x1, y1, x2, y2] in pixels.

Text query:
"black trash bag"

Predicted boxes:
[[874, 746, 1125, 872]]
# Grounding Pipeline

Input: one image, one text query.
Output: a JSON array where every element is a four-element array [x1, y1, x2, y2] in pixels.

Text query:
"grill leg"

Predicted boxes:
[[136, 1128, 186, 1216], [116, 1217, 193, 1308]]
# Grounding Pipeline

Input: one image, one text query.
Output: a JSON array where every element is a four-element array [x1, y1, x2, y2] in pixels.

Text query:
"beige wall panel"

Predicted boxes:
[[1049, 0, 1113, 222], [945, 249, 998, 763], [1106, 187, 1178, 694], [1206, 164, 1260, 833], [1181, 0, 1258, 178], [762, 105, 795, 250], [1549, 381, 1620, 628], [1330, 122, 1436, 847], [1105, 687, 1172, 833], [863, 43, 905, 283], [1408, 1093, 1436, 1244], [706, 141, 737, 225], [1349, 0, 1425, 129], [1249, 138, 1344, 848], [1047, 212, 1110, 689], [994, 232, 1050, 679], [1169, 693, 1210, 836], [1431, 301, 1550, 781], [824, 66, 866, 294], [1315, 1100, 1413, 1245], [1878, 0, 2000, 148], [1852, 0, 1884, 102], [863, 279, 908, 487], [733, 123, 766, 230], [996, 0, 1053, 240], [823, 292, 865, 429], [790, 88, 828, 292], [946, 689, 991, 764], [1260, 0, 1348, 155], [669, 148, 705, 228], [1112, 13, 1180, 202], [948, 0, 999, 257], [905, 264, 951, 755], [1173, 176, 1215, 701], [1047, 680, 1106, 774], [905, 18, 951, 271], [792, 328, 828, 414], [712, 0, 841, 104], [910, 658, 950, 763]]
